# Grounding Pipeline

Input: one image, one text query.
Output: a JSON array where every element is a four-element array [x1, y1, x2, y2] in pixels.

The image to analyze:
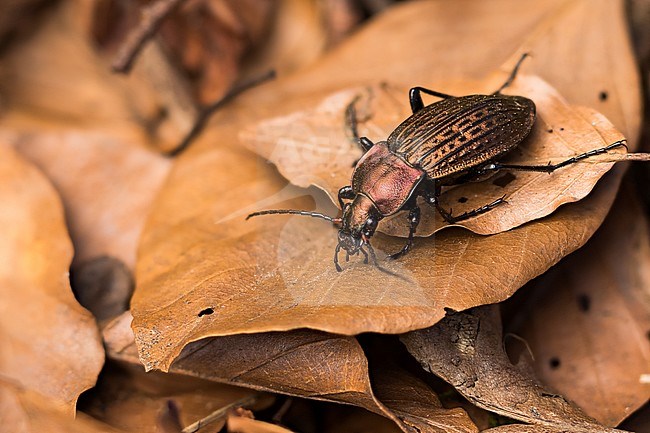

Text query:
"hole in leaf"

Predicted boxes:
[[559, 127, 565, 131], [549, 357, 561, 369], [547, 128, 553, 133], [577, 294, 591, 312], [492, 172, 516, 188], [599, 90, 608, 101], [198, 307, 214, 317], [458, 197, 468, 203]]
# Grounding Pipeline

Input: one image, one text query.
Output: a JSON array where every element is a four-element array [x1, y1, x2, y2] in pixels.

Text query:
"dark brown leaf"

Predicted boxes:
[[504, 185, 650, 426], [401, 306, 622, 433]]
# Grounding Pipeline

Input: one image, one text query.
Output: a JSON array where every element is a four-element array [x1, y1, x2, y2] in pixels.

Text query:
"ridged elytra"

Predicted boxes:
[[248, 54, 626, 272]]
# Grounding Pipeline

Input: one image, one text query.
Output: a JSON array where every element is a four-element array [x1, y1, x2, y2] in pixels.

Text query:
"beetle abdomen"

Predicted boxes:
[[388, 94, 536, 179]]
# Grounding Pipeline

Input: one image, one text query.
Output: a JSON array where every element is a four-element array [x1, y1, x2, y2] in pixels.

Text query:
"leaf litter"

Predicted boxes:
[[1, 0, 648, 431], [130, 0, 640, 374], [400, 305, 624, 433], [104, 311, 477, 433], [502, 185, 650, 426]]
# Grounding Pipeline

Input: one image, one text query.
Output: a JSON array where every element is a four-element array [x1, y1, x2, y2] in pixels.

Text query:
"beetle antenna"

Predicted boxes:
[[247, 209, 340, 224]]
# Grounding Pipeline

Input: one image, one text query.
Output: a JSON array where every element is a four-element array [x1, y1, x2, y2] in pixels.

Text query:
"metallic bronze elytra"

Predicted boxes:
[[247, 54, 626, 272]]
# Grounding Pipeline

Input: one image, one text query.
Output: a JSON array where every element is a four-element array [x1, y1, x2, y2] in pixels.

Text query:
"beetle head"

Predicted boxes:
[[338, 194, 380, 255]]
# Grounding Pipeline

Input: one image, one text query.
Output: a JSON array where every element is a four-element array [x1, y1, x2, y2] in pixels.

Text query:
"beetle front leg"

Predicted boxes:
[[387, 206, 420, 260], [338, 185, 355, 210]]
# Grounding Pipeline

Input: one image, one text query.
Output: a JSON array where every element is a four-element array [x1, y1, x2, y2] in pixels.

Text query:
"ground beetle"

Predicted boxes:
[[248, 54, 626, 271]]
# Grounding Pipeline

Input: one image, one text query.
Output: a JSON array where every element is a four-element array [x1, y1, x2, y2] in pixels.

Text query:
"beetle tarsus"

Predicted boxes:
[[437, 196, 506, 223], [483, 139, 627, 173], [360, 247, 369, 264], [334, 244, 343, 272]]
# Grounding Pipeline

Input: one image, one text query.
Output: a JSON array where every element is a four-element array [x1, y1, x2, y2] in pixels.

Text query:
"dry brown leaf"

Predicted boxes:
[[105, 312, 476, 433], [227, 415, 295, 433], [0, 144, 104, 415], [9, 128, 171, 269], [130, 0, 638, 371], [503, 186, 650, 426], [400, 306, 623, 433], [131, 126, 622, 366], [0, 381, 126, 433], [483, 426, 590, 433], [82, 362, 263, 433], [158, 0, 274, 104], [241, 75, 625, 236], [371, 367, 479, 433], [0, 1, 172, 269], [106, 312, 398, 421], [0, 0, 49, 42], [619, 403, 650, 432]]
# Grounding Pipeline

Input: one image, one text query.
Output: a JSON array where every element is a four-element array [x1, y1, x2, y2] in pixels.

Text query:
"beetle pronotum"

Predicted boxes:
[[248, 54, 626, 271]]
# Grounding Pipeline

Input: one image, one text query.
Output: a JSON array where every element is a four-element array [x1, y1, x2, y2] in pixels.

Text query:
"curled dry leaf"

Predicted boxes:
[[0, 145, 104, 415], [105, 312, 476, 433], [400, 306, 622, 433], [241, 74, 626, 236], [504, 186, 650, 426], [370, 367, 479, 433], [131, 0, 638, 370], [0, 381, 125, 433]]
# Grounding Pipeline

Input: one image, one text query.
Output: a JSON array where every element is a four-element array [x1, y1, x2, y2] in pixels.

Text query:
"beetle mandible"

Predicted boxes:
[[248, 54, 626, 271]]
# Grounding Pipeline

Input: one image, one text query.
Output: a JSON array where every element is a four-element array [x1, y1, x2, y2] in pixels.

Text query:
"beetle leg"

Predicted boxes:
[[437, 196, 506, 223], [409, 87, 455, 113], [338, 185, 355, 210], [480, 140, 627, 174], [492, 52, 530, 95], [388, 206, 421, 260], [359, 247, 369, 264], [424, 183, 505, 223], [345, 96, 375, 154], [334, 244, 343, 272]]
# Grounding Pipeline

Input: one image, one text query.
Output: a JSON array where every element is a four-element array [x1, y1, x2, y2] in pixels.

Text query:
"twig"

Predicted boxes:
[[112, 0, 187, 74], [181, 394, 259, 433], [167, 69, 277, 157]]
